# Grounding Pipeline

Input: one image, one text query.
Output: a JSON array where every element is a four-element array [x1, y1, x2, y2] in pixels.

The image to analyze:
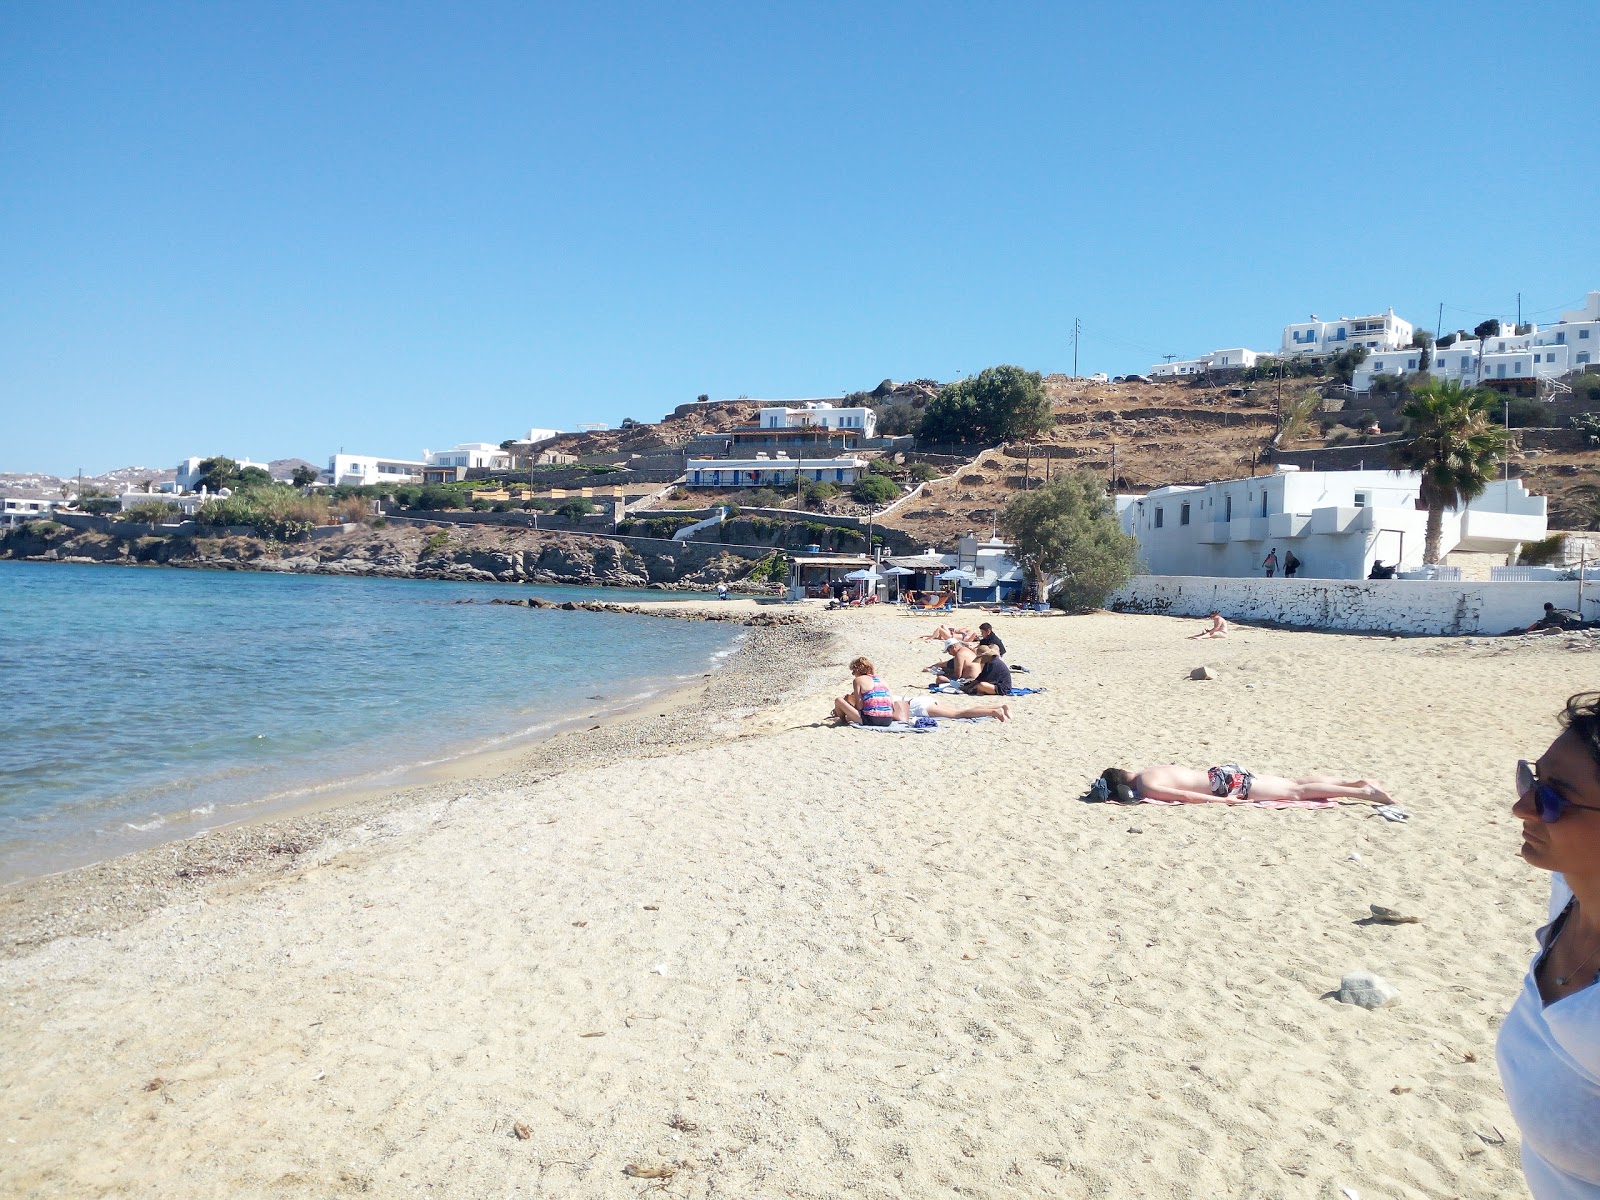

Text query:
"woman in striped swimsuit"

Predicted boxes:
[[834, 656, 897, 727]]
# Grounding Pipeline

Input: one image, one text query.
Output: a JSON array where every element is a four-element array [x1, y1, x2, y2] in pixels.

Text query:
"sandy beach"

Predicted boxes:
[[3, 603, 1596, 1198]]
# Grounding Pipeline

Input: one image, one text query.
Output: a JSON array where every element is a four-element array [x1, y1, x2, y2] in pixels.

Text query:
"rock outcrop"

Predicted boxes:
[[0, 523, 784, 593]]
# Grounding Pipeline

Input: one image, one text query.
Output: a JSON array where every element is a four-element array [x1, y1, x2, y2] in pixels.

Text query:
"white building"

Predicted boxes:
[[1119, 467, 1546, 579], [423, 442, 512, 470], [174, 456, 275, 492], [2, 497, 63, 526], [756, 401, 877, 439], [1355, 326, 1576, 390], [1532, 290, 1600, 372], [322, 454, 427, 487], [1148, 348, 1272, 378], [685, 452, 868, 488], [1281, 309, 1414, 357], [524, 426, 562, 444]]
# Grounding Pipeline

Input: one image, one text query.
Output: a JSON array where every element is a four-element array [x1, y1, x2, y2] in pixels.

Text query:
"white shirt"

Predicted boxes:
[[1497, 875, 1600, 1198]]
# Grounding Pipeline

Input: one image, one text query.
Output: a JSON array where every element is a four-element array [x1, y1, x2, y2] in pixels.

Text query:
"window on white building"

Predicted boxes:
[[1154, 507, 1164, 529], [1354, 493, 1366, 508], [1180, 502, 1190, 525], [1579, 352, 1591, 364], [1557, 332, 1566, 344], [1260, 493, 1268, 518], [1581, 329, 1591, 339], [1225, 496, 1232, 521]]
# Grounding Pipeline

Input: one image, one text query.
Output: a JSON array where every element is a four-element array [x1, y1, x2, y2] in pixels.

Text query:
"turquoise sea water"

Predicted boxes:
[[0, 561, 740, 882]]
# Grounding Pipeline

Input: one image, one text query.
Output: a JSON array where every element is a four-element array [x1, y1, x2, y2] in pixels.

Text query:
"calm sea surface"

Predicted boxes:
[[0, 561, 740, 882]]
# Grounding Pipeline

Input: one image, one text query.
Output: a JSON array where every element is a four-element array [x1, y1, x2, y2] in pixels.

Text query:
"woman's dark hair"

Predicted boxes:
[[1560, 693, 1600, 766]]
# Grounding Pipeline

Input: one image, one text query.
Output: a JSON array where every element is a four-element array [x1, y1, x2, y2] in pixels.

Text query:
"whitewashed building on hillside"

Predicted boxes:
[[524, 426, 562, 444], [1281, 310, 1414, 357], [685, 452, 868, 489], [1533, 291, 1600, 371], [1148, 347, 1272, 378], [1119, 467, 1546, 580], [424, 443, 512, 471], [174, 456, 275, 492], [757, 401, 877, 438], [322, 454, 427, 487]]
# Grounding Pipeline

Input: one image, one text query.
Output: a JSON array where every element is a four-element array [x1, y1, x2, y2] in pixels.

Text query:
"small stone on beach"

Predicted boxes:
[[1189, 666, 1217, 680], [1335, 972, 1400, 1009], [1369, 905, 1421, 925]]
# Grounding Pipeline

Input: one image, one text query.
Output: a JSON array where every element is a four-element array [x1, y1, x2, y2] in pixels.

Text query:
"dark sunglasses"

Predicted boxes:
[[1519, 759, 1600, 823]]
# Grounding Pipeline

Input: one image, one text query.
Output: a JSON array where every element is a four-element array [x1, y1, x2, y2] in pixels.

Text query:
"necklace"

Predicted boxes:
[[1555, 905, 1600, 988]]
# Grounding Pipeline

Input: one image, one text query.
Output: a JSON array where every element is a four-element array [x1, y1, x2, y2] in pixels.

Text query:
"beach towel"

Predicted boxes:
[[930, 683, 1046, 696], [851, 718, 938, 733], [1136, 795, 1336, 811]]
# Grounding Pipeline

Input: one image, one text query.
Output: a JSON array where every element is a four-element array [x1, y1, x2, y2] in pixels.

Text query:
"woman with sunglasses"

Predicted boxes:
[[1498, 692, 1600, 1198]]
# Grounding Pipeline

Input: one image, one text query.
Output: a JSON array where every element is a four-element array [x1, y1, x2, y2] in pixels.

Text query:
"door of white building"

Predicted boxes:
[[1373, 528, 1405, 571]]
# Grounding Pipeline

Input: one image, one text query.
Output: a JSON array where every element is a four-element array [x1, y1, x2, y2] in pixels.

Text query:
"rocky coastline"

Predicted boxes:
[[0, 519, 784, 592]]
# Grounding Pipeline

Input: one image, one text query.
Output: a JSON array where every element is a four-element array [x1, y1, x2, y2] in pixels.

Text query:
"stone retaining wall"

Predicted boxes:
[[1111, 573, 1597, 635]]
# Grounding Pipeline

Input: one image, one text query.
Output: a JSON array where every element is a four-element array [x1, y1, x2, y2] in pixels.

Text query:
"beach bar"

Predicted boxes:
[[785, 554, 878, 601]]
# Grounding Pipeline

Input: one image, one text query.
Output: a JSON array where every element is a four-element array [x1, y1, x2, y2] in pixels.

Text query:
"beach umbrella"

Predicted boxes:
[[843, 568, 880, 580], [937, 568, 976, 581]]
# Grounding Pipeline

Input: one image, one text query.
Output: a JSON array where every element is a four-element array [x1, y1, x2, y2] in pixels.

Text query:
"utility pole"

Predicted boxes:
[[1109, 443, 1117, 493], [1436, 302, 1443, 343], [1504, 398, 1512, 481], [1072, 318, 1080, 378], [1163, 353, 1177, 364], [1518, 292, 1522, 330]]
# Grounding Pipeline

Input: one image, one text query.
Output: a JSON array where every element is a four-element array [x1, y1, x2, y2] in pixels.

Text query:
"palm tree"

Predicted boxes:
[[1390, 379, 1510, 564], [1568, 483, 1600, 532]]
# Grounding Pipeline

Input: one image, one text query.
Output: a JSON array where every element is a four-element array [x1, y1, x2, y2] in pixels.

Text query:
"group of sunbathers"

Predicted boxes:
[[832, 619, 1024, 727], [833, 656, 1012, 726], [918, 622, 1014, 696]]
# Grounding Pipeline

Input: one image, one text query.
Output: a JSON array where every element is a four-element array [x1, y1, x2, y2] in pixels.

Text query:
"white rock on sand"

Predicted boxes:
[[0, 605, 1581, 1199]]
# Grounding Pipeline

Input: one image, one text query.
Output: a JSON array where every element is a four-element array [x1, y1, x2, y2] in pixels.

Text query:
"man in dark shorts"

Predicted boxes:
[[963, 645, 1013, 696], [976, 622, 1006, 657], [1527, 602, 1583, 633]]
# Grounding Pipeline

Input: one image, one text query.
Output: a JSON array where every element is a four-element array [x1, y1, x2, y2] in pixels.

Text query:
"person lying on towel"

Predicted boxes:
[[1097, 763, 1390, 805]]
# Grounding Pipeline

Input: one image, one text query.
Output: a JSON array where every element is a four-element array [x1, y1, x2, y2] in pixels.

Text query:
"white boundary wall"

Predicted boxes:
[[1111, 575, 1597, 636]]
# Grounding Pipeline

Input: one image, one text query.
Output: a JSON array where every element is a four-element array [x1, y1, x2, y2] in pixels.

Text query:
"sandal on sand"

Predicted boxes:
[[1372, 804, 1410, 822]]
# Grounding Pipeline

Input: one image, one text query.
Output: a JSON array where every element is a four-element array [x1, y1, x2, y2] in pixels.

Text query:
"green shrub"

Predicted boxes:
[[867, 458, 895, 477], [851, 474, 900, 505], [556, 498, 595, 520], [800, 480, 838, 507], [909, 462, 939, 483], [469, 499, 493, 512], [1518, 533, 1567, 566], [1503, 396, 1553, 427], [116, 500, 181, 523], [422, 531, 451, 555]]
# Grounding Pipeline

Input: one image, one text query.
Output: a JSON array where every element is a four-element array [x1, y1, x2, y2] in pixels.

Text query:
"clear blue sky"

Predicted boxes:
[[4, 1, 1596, 475]]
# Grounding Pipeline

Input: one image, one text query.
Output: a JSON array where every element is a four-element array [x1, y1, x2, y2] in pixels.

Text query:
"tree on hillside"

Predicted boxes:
[[1410, 329, 1434, 370], [999, 471, 1138, 613], [918, 365, 1052, 445], [194, 457, 241, 492], [1474, 318, 1502, 341], [291, 465, 320, 488], [851, 474, 899, 506], [1328, 345, 1369, 385], [1389, 378, 1510, 564]]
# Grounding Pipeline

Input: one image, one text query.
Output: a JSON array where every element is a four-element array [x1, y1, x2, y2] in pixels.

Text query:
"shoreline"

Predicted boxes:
[[2, 605, 1584, 1197], [0, 602, 830, 958]]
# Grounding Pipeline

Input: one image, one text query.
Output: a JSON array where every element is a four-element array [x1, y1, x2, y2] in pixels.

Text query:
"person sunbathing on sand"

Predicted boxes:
[[1097, 763, 1391, 805], [1187, 611, 1228, 640], [892, 695, 1011, 722], [918, 624, 975, 643], [930, 640, 979, 681]]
